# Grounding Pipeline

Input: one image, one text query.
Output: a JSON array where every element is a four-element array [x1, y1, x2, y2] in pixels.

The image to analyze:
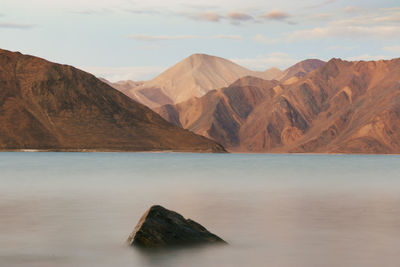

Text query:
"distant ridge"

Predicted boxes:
[[107, 54, 284, 108], [156, 57, 400, 154]]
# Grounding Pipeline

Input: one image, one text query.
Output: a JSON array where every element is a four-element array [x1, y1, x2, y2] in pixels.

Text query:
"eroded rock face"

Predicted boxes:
[[127, 205, 227, 248], [0, 49, 226, 153], [157, 57, 400, 154]]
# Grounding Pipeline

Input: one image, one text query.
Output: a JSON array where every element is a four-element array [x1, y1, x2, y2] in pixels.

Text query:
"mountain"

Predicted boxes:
[[239, 58, 400, 153], [108, 54, 283, 108], [156, 76, 279, 147], [278, 59, 326, 82], [157, 58, 400, 154], [261, 67, 283, 80], [0, 49, 225, 152]]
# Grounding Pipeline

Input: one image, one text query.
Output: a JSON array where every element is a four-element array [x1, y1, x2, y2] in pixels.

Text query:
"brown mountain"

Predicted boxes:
[[156, 76, 279, 147], [239, 58, 400, 153], [261, 67, 282, 80], [0, 49, 225, 152], [107, 54, 283, 108], [278, 59, 326, 82], [157, 58, 400, 154]]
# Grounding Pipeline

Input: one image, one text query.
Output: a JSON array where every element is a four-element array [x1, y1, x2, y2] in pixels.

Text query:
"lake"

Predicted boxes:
[[1, 152, 400, 267]]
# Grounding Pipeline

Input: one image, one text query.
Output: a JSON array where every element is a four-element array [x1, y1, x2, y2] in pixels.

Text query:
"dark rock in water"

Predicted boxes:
[[127, 205, 227, 248]]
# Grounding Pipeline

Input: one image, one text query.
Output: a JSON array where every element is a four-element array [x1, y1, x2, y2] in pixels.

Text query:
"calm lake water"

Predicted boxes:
[[1, 152, 400, 267]]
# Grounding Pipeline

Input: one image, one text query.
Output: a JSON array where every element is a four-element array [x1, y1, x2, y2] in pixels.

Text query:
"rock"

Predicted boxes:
[[127, 205, 227, 248]]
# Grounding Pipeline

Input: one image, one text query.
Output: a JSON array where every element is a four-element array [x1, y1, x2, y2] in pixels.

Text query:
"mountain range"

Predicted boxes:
[[2, 48, 399, 154], [0, 49, 225, 152], [105, 54, 299, 108], [154, 57, 400, 153]]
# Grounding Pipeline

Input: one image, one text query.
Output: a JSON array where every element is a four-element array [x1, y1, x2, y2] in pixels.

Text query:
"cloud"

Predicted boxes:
[[307, 12, 333, 21], [308, 0, 337, 9], [211, 34, 243, 40], [382, 45, 400, 53], [128, 34, 243, 41], [71, 7, 114, 15], [342, 6, 361, 13], [183, 10, 256, 24], [230, 52, 297, 70], [287, 25, 400, 42], [227, 11, 253, 21], [287, 6, 400, 42], [129, 34, 200, 41], [0, 23, 35, 29], [184, 11, 222, 22], [124, 8, 161, 15], [345, 54, 390, 61], [199, 12, 221, 22], [252, 34, 278, 44], [327, 45, 356, 51], [261, 10, 290, 20], [180, 3, 221, 11], [82, 66, 164, 82]]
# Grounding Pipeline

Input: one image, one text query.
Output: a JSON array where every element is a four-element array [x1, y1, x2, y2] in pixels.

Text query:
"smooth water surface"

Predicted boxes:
[[1, 153, 400, 267]]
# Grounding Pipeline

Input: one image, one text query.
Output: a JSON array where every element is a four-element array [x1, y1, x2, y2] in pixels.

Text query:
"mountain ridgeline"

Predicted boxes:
[[156, 58, 400, 154], [106, 54, 286, 108], [0, 49, 226, 152], [2, 48, 399, 154]]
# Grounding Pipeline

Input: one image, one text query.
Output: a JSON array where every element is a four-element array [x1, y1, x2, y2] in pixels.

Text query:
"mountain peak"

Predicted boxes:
[[183, 53, 232, 68], [187, 53, 216, 59], [108, 55, 325, 108], [139, 54, 276, 105]]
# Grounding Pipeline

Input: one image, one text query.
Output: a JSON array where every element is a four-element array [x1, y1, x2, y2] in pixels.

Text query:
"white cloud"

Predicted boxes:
[[342, 6, 361, 13], [211, 34, 243, 40], [285, 6, 400, 42], [81, 66, 164, 82], [308, 0, 337, 9], [252, 34, 278, 44], [128, 34, 243, 41], [327, 45, 356, 51], [230, 52, 297, 70], [128, 34, 200, 41], [287, 25, 400, 42]]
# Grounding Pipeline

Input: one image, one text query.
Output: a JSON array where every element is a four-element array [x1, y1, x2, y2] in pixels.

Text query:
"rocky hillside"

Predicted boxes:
[[240, 58, 400, 153], [0, 49, 225, 152], [157, 58, 400, 154], [278, 59, 326, 81], [156, 76, 278, 148]]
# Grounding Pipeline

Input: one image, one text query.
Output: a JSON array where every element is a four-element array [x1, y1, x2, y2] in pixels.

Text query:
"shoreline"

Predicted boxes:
[[0, 149, 399, 155]]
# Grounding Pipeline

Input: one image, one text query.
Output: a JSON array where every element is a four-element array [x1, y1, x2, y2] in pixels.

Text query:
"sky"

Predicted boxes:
[[1, 0, 400, 81]]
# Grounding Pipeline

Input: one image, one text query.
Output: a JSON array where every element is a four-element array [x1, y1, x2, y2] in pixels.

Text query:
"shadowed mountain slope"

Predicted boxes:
[[156, 76, 279, 147], [239, 58, 400, 153], [0, 49, 225, 152], [278, 59, 326, 82], [157, 58, 400, 154]]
